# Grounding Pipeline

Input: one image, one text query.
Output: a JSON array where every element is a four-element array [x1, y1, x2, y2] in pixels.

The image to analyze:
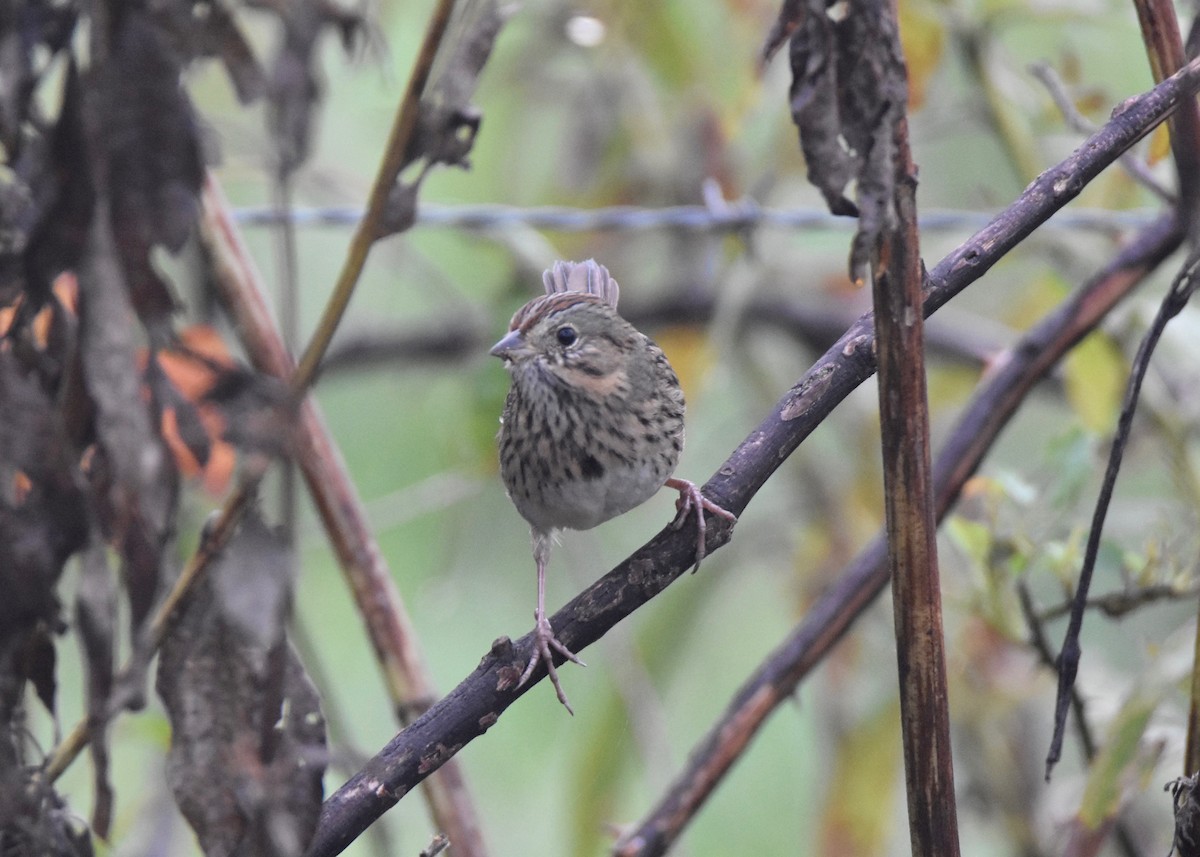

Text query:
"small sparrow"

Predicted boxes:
[[491, 260, 736, 713]]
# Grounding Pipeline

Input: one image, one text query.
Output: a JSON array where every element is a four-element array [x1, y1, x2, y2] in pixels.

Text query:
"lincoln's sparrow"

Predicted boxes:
[[491, 259, 736, 713]]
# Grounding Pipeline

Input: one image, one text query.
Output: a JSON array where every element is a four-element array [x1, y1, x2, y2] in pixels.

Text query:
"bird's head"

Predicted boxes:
[[491, 292, 637, 399]]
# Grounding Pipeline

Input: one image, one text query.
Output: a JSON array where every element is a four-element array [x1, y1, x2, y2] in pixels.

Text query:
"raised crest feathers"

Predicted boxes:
[[542, 259, 620, 308]]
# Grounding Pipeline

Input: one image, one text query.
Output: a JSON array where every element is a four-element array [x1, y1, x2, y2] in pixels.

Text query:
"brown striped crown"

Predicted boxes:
[[507, 291, 610, 335]]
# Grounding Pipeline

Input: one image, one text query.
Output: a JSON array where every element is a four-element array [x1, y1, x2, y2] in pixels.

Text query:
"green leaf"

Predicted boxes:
[[1077, 683, 1164, 830], [946, 515, 993, 565]]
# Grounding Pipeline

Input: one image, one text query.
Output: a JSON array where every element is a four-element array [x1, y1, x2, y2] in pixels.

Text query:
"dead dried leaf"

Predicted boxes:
[[104, 10, 205, 257], [770, 0, 908, 281], [379, 0, 512, 237], [0, 767, 94, 857], [78, 198, 176, 627], [157, 508, 326, 857], [267, 1, 372, 176], [15, 65, 94, 308], [0, 351, 86, 664], [202, 366, 294, 458]]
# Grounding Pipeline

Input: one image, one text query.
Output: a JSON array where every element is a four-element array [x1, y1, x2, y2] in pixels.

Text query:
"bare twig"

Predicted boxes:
[[1029, 61, 1176, 204], [305, 52, 1200, 857], [1047, 249, 1200, 779], [1037, 583, 1200, 621], [1187, 594, 1200, 775], [1043, 0, 1200, 785], [420, 833, 451, 857], [319, 296, 1003, 377], [292, 0, 456, 389], [1018, 584, 1145, 857], [1019, 583, 1099, 761], [1132, 0, 1200, 783], [272, 173, 301, 541]]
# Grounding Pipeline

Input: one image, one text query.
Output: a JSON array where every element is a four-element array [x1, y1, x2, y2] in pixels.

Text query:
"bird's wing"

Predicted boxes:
[[542, 259, 620, 308]]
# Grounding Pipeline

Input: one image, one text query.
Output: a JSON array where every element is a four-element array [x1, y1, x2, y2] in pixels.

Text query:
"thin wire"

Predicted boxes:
[[231, 202, 1162, 234]]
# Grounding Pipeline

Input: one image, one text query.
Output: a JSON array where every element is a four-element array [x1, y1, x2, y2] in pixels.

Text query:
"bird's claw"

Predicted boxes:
[[666, 477, 737, 572], [520, 613, 585, 715]]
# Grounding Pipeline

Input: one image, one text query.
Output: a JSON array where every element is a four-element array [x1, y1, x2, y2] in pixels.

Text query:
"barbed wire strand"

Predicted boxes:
[[233, 202, 1162, 234]]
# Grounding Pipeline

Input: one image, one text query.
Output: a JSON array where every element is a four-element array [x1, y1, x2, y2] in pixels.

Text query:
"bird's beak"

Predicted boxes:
[[490, 329, 526, 360]]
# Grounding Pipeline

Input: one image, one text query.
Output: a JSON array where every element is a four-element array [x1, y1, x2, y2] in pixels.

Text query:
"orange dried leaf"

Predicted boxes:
[[12, 471, 33, 503], [158, 324, 234, 401], [162, 408, 202, 479], [148, 325, 238, 495], [53, 273, 79, 314]]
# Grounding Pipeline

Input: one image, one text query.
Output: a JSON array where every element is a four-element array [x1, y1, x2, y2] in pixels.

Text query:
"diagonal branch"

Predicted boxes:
[[615, 210, 1182, 857], [1029, 61, 1177, 205], [304, 54, 1200, 857]]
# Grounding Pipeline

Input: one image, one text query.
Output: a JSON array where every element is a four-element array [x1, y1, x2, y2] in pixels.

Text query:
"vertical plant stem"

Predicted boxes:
[[1187, 605, 1200, 772], [201, 175, 489, 857], [873, 93, 961, 857], [1133, 0, 1200, 219], [273, 174, 300, 541]]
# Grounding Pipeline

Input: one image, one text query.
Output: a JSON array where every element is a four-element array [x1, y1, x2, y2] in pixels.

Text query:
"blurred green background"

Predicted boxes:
[[39, 0, 1200, 854]]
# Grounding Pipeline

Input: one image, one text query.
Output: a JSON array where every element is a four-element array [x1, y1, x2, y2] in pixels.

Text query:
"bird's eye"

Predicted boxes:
[[556, 325, 578, 346]]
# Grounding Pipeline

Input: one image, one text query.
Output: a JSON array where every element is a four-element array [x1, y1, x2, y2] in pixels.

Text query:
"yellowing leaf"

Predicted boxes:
[[1006, 271, 1070, 329], [1148, 122, 1171, 166], [899, 0, 945, 110], [927, 364, 979, 410], [654, 326, 715, 401], [819, 701, 903, 857], [946, 515, 992, 564], [1063, 332, 1126, 433]]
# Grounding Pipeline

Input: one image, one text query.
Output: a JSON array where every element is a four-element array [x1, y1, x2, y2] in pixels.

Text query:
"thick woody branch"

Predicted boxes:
[[305, 55, 1200, 857]]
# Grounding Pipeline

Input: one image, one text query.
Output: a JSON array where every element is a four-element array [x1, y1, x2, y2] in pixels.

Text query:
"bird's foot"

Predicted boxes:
[[666, 477, 737, 572], [520, 612, 585, 715]]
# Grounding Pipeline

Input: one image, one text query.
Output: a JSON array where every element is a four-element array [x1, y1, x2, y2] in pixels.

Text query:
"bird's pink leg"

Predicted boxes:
[[520, 534, 585, 714], [666, 477, 738, 572]]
